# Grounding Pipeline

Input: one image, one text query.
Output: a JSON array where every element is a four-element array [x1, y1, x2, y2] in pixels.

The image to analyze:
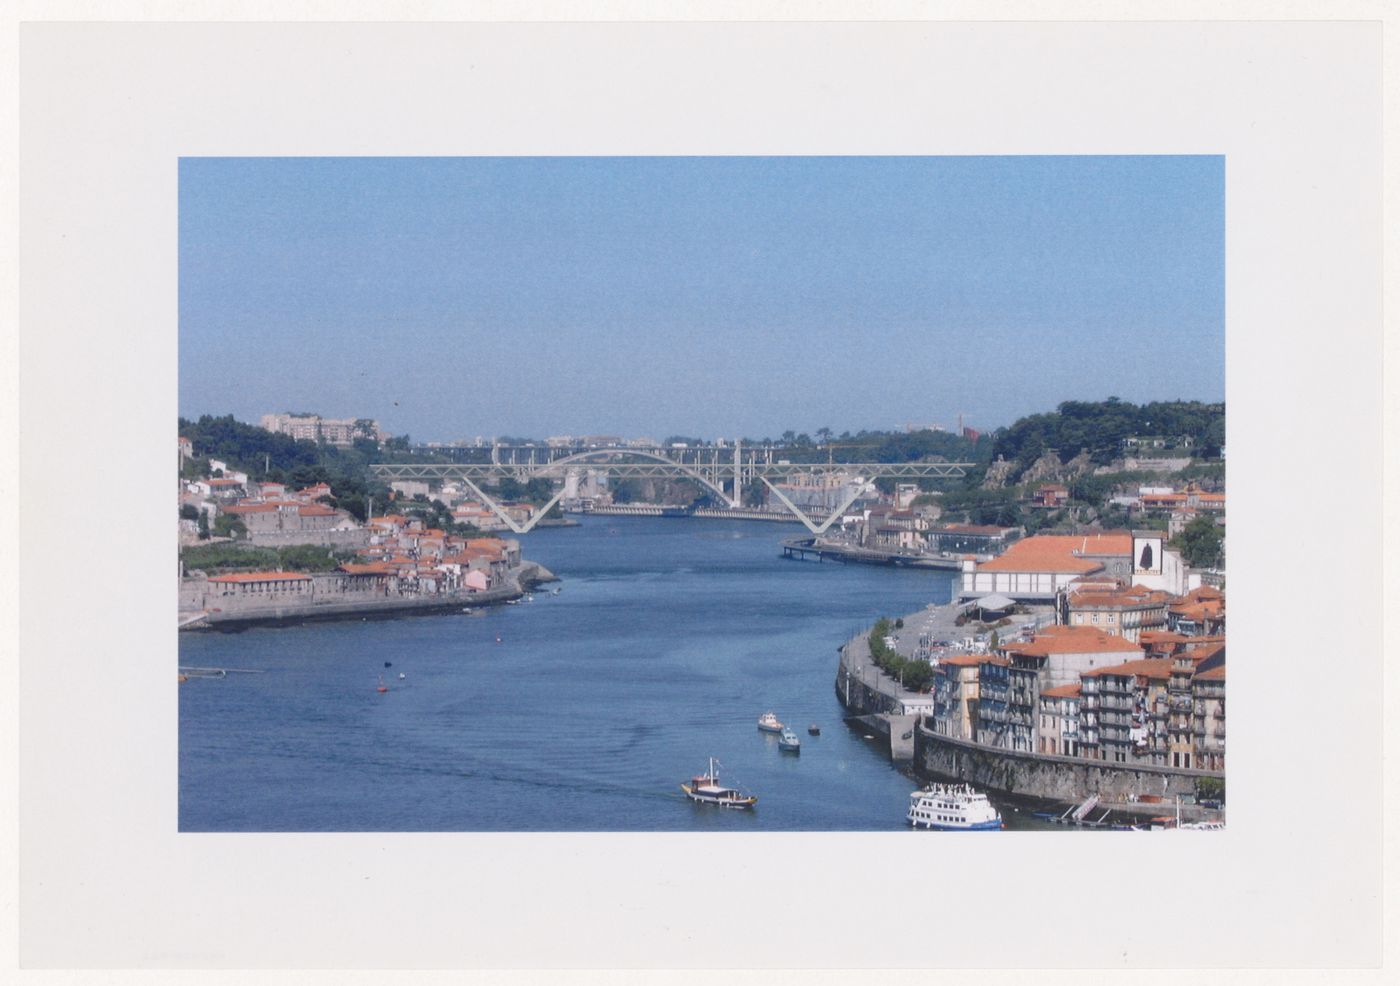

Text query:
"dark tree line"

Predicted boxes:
[[989, 399, 1224, 479]]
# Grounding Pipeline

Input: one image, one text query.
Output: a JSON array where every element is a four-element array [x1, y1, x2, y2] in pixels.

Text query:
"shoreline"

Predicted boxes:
[[833, 598, 1225, 819], [179, 562, 557, 632], [783, 536, 963, 570]]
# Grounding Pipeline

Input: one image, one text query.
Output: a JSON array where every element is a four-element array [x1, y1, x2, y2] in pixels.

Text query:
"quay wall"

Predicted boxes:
[[789, 538, 961, 570], [915, 724, 1222, 803], [180, 562, 555, 630], [834, 633, 906, 716], [834, 616, 1222, 804]]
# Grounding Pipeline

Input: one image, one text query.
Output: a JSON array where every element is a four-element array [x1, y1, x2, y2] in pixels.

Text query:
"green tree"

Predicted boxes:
[[197, 513, 210, 540], [1172, 515, 1224, 568], [179, 503, 200, 521], [212, 514, 247, 539], [275, 544, 347, 572]]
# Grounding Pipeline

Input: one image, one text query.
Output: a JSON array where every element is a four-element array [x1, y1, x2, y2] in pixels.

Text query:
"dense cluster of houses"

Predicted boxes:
[[386, 479, 538, 531], [928, 530, 1226, 772], [339, 514, 522, 594], [191, 517, 523, 612], [179, 439, 522, 599], [1110, 482, 1226, 536], [179, 451, 364, 547]]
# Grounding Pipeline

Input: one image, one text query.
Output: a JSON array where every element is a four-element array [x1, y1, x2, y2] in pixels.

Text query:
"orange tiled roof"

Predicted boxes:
[[1070, 586, 1170, 609], [937, 653, 990, 667], [974, 535, 1124, 574], [1140, 630, 1189, 642], [1194, 665, 1227, 681], [1185, 642, 1226, 663], [1177, 585, 1225, 604], [1082, 658, 1175, 680], [1169, 601, 1224, 620], [339, 562, 395, 575], [1040, 683, 1082, 699], [1004, 626, 1140, 657]]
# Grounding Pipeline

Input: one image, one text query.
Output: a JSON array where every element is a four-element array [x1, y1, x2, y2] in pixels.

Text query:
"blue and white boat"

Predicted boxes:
[[906, 783, 1003, 831], [777, 727, 801, 753]]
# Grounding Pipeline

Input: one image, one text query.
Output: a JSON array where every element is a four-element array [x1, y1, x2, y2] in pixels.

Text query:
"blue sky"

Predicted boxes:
[[179, 156, 1224, 442]]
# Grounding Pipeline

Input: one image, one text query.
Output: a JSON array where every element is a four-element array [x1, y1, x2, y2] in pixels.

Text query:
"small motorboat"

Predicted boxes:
[[807, 724, 820, 736], [552, 587, 562, 595], [398, 672, 406, 680], [376, 676, 389, 694], [681, 758, 757, 809], [778, 728, 801, 754], [757, 711, 784, 733]]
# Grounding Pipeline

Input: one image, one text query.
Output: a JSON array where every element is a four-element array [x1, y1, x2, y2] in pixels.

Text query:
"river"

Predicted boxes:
[[179, 515, 1050, 831]]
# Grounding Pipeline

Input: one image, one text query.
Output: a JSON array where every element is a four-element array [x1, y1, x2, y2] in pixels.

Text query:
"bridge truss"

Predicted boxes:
[[371, 445, 973, 535]]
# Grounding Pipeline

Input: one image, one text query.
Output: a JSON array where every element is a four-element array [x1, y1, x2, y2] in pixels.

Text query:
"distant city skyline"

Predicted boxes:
[[179, 156, 1224, 443]]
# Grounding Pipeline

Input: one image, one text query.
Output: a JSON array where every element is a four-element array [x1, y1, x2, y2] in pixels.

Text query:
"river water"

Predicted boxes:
[[179, 516, 1046, 831]]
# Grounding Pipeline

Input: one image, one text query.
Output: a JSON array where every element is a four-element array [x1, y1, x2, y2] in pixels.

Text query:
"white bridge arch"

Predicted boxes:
[[534, 448, 736, 505], [371, 443, 973, 535]]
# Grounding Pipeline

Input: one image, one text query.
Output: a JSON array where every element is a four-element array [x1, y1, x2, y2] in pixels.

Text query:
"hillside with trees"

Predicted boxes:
[[988, 398, 1224, 482]]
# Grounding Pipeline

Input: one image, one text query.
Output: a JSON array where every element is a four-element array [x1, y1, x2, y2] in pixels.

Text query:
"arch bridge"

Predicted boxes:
[[371, 442, 974, 536]]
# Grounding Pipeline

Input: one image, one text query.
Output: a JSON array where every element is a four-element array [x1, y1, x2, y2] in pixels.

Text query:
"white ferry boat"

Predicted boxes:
[[681, 758, 757, 810], [757, 711, 784, 733], [907, 783, 1003, 831]]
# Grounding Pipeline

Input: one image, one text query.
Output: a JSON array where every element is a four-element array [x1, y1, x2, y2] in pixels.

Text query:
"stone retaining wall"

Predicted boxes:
[[916, 723, 1222, 803], [246, 528, 371, 548]]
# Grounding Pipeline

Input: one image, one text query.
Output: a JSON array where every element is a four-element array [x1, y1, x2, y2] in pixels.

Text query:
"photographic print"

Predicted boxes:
[[177, 155, 1226, 833]]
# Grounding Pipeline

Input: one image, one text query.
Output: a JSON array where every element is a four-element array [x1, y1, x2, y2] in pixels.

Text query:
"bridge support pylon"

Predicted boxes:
[[459, 477, 565, 535], [759, 477, 868, 535]]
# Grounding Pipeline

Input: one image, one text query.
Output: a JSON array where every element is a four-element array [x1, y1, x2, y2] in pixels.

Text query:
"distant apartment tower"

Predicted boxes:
[[260, 413, 385, 447]]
